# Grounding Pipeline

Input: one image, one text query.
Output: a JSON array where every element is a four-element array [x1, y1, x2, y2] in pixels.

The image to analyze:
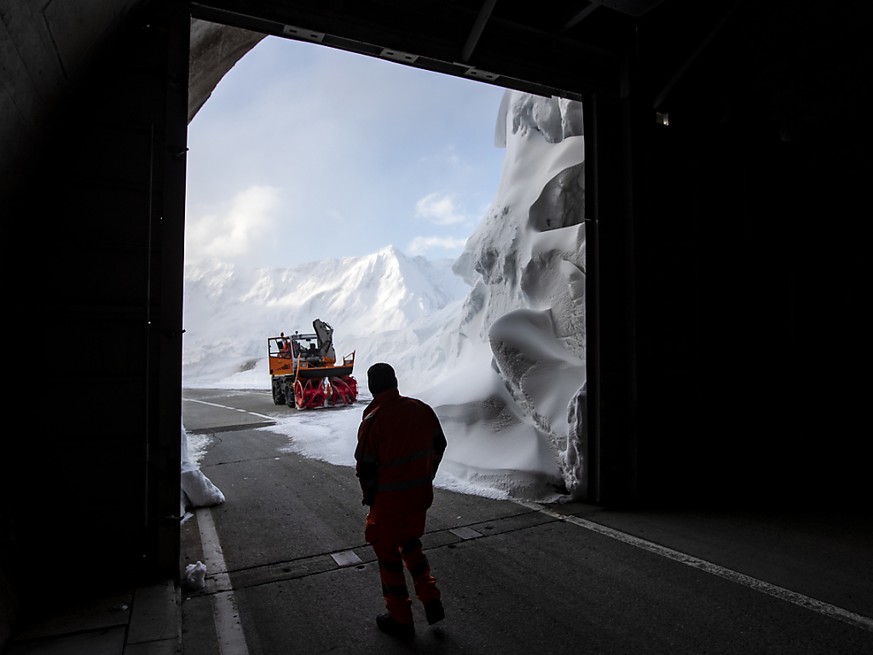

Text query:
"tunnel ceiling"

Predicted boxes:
[[190, 0, 678, 100], [188, 0, 870, 149]]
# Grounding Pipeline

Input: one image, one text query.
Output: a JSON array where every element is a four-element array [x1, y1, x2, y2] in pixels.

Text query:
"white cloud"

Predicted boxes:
[[415, 192, 467, 225], [186, 185, 281, 263], [407, 235, 468, 255], [186, 37, 506, 267]]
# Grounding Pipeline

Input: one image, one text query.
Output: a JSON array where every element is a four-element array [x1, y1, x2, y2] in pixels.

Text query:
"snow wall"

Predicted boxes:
[[422, 90, 587, 500]]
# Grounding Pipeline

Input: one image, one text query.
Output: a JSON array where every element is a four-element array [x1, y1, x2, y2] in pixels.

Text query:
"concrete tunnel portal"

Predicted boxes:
[[1, 2, 870, 641]]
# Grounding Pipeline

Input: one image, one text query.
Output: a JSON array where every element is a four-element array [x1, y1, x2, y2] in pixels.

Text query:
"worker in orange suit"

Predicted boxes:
[[354, 362, 447, 639], [278, 332, 291, 358]]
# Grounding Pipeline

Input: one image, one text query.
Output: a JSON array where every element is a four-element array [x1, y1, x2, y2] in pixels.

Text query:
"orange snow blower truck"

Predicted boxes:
[[268, 319, 357, 409]]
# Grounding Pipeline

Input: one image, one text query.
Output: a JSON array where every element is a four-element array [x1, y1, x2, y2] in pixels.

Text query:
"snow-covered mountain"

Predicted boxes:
[[182, 244, 469, 386], [183, 90, 587, 501]]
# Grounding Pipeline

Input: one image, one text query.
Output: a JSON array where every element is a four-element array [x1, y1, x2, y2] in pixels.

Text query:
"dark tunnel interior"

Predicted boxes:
[[1, 0, 870, 637]]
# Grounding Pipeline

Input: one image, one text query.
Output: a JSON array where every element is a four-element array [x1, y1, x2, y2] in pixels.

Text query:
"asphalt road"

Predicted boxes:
[[180, 388, 873, 655]]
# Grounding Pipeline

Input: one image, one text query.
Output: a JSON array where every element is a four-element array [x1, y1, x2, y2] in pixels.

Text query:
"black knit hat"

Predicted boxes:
[[367, 362, 398, 395]]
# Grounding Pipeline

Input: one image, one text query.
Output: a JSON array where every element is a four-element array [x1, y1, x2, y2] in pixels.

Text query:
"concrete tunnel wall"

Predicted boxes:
[[0, 1, 262, 641]]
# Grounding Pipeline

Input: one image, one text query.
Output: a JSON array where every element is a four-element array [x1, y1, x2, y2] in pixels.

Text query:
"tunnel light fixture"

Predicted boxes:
[[463, 67, 499, 81], [380, 48, 419, 63], [282, 24, 324, 42]]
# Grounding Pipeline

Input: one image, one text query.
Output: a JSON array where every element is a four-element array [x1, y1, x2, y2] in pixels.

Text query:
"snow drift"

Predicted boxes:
[[424, 90, 586, 499]]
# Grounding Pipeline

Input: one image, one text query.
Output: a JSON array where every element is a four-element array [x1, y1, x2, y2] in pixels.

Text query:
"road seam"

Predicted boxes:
[[514, 500, 873, 634]]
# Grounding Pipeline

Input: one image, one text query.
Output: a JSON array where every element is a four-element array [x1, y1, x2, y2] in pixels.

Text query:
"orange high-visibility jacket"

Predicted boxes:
[[355, 389, 447, 513]]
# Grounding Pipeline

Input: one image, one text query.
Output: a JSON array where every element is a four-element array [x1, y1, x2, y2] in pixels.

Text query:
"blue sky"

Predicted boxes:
[[185, 35, 508, 269]]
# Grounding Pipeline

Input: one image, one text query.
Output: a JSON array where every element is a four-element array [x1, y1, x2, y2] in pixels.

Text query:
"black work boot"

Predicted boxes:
[[376, 613, 414, 639], [425, 599, 445, 625]]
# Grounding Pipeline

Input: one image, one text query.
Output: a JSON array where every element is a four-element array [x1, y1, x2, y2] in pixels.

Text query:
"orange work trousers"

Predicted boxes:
[[365, 508, 440, 625]]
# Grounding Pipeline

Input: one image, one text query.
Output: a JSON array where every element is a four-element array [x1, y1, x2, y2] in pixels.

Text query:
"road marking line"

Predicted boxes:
[[514, 500, 873, 633], [197, 509, 251, 655], [184, 397, 274, 421]]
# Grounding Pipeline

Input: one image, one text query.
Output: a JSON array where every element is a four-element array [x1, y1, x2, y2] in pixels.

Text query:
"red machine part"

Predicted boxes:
[[328, 375, 358, 406], [294, 376, 358, 409], [294, 378, 326, 409]]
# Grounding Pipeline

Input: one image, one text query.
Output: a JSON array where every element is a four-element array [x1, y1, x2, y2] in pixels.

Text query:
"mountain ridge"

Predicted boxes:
[[182, 245, 469, 384]]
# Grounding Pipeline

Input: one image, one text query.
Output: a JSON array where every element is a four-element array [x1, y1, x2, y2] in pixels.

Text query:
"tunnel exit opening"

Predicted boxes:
[[181, 12, 592, 510]]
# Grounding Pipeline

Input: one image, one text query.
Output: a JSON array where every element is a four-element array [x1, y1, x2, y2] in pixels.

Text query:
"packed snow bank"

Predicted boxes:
[[489, 309, 586, 497], [180, 424, 225, 510], [420, 90, 587, 498]]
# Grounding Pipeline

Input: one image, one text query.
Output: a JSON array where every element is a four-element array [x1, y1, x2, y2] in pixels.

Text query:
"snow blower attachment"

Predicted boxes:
[[268, 319, 358, 409]]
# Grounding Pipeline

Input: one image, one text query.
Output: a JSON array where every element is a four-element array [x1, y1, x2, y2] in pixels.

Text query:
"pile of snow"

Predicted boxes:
[[183, 90, 587, 501], [183, 561, 207, 592], [180, 424, 225, 510]]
